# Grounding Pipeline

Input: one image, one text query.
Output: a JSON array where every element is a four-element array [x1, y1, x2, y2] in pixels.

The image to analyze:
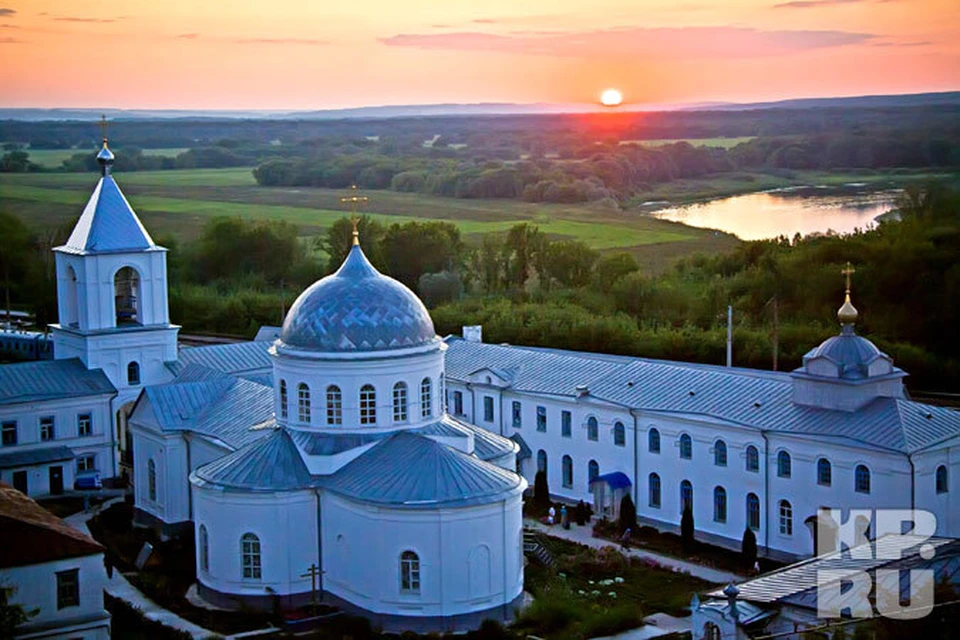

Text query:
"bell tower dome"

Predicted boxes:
[[50, 119, 179, 408]]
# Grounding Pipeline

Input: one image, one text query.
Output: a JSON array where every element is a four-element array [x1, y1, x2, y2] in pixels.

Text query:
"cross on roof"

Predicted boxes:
[[100, 114, 108, 147], [340, 185, 368, 246], [842, 261, 856, 293]]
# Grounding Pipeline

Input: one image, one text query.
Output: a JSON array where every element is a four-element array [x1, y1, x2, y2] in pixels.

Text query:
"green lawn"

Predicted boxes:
[[19, 147, 187, 168], [619, 136, 755, 149]]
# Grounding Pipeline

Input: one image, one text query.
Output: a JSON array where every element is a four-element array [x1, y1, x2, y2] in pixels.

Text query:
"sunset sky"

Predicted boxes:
[[1, 0, 958, 109]]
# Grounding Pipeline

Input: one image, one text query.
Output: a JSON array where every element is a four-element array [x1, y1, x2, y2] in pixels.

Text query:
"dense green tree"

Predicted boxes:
[[541, 239, 599, 288], [741, 528, 758, 569], [618, 494, 637, 535], [381, 221, 465, 290], [320, 215, 387, 273], [681, 506, 695, 551], [502, 223, 546, 290], [0, 213, 32, 320]]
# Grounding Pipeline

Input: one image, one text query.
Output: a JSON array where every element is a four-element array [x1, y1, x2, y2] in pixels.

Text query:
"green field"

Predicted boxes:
[[0, 168, 735, 272], [18, 147, 188, 168]]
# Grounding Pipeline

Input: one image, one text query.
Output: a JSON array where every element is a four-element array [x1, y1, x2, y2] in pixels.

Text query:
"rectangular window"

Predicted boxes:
[[77, 455, 96, 473], [511, 401, 522, 428], [453, 391, 463, 416], [536, 406, 547, 432], [560, 411, 571, 438], [483, 396, 494, 422], [1, 421, 16, 446], [77, 413, 92, 437], [56, 569, 80, 609], [40, 416, 55, 442]]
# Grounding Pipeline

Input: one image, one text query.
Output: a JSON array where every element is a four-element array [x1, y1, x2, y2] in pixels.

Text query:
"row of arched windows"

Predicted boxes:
[[647, 475, 772, 532], [646, 428, 880, 494], [279, 378, 434, 426], [538, 450, 600, 490]]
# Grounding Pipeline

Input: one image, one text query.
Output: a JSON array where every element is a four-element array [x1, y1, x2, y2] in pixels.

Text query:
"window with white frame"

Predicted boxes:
[[588, 460, 599, 487], [817, 458, 832, 486], [936, 465, 948, 494], [76, 455, 96, 473], [562, 455, 573, 488], [713, 486, 727, 523], [452, 390, 463, 416], [747, 493, 761, 531], [199, 525, 209, 572], [511, 401, 522, 428], [420, 378, 432, 418], [714, 439, 727, 466], [779, 500, 793, 535], [40, 416, 55, 442], [648, 428, 660, 453], [298, 383, 311, 423], [536, 406, 547, 432], [561, 411, 571, 438], [483, 396, 494, 422], [745, 445, 759, 472], [279, 380, 288, 419], [77, 413, 92, 437], [649, 473, 661, 508], [855, 465, 871, 494], [56, 569, 79, 609], [393, 382, 408, 423], [679, 433, 692, 459], [241, 532, 261, 579], [147, 459, 157, 501], [587, 416, 598, 441], [400, 550, 420, 593], [326, 385, 342, 425], [777, 451, 791, 478], [127, 361, 140, 385], [613, 421, 626, 447], [360, 384, 377, 425], [680, 479, 693, 513]]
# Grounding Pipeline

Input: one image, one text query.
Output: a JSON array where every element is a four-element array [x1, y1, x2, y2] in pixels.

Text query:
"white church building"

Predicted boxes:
[[0, 138, 958, 630]]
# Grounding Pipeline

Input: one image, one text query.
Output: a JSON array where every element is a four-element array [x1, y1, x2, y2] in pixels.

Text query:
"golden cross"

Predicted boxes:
[[841, 261, 855, 293], [100, 114, 108, 147], [340, 185, 368, 246]]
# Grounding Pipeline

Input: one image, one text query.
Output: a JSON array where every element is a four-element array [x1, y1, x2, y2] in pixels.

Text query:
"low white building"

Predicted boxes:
[[0, 483, 111, 639]]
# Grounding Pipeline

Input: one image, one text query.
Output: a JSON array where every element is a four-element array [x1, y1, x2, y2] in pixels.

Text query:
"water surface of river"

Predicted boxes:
[[649, 187, 900, 241]]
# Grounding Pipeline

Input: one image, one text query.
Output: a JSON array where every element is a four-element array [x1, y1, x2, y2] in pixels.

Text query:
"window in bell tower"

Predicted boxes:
[[114, 266, 141, 326]]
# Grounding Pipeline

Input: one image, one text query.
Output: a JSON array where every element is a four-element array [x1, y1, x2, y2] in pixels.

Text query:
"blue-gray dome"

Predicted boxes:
[[802, 326, 891, 380], [279, 244, 437, 353]]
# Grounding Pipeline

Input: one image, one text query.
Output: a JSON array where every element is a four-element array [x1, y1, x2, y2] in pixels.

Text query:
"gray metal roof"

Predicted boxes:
[[177, 340, 274, 376], [801, 325, 897, 380], [706, 536, 960, 613], [433, 415, 518, 461], [444, 338, 960, 454], [192, 428, 312, 492], [142, 374, 274, 449], [0, 446, 75, 469], [0, 358, 116, 406], [323, 431, 523, 508], [55, 176, 158, 255], [278, 245, 438, 354]]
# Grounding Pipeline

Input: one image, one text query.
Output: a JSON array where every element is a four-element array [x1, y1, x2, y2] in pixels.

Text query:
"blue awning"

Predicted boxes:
[[509, 433, 532, 460], [0, 446, 75, 469], [590, 471, 632, 489]]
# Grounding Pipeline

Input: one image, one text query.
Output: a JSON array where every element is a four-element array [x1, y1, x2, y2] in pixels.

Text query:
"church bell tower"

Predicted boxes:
[[50, 124, 179, 412]]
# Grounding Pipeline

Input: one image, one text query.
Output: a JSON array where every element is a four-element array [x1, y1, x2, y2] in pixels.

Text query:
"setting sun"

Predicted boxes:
[[600, 89, 623, 107]]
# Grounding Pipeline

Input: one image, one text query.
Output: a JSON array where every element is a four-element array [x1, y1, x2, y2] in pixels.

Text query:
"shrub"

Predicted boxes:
[[681, 507, 695, 551], [618, 494, 637, 535], [534, 470, 550, 508], [741, 528, 758, 569], [579, 604, 643, 639]]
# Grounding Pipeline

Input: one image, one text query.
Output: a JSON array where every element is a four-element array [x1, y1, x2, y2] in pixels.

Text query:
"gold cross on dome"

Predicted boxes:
[[340, 185, 368, 246], [100, 114, 109, 147], [841, 261, 856, 293]]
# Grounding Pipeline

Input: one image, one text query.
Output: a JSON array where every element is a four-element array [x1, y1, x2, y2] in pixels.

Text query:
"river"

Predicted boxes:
[[647, 187, 901, 241]]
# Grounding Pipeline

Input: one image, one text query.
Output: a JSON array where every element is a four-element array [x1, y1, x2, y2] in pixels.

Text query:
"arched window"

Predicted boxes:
[[587, 417, 598, 441], [613, 421, 626, 447], [704, 622, 721, 640], [279, 380, 288, 420], [649, 473, 661, 508], [779, 500, 793, 535], [127, 361, 140, 386], [199, 525, 209, 573], [777, 451, 791, 478], [326, 385, 342, 425], [746, 493, 760, 531], [745, 445, 759, 472], [588, 460, 599, 486], [393, 382, 408, 423], [241, 533, 261, 579], [537, 450, 547, 474], [713, 486, 727, 523], [360, 384, 376, 425], [438, 373, 445, 411], [679, 434, 692, 459], [855, 465, 871, 494], [817, 458, 832, 486], [298, 383, 311, 423], [680, 479, 693, 513], [562, 455, 573, 488], [147, 458, 157, 502], [936, 465, 948, 494], [714, 440, 727, 467], [400, 551, 420, 593], [64, 265, 79, 327], [648, 428, 661, 453], [420, 377, 432, 419], [114, 266, 140, 326]]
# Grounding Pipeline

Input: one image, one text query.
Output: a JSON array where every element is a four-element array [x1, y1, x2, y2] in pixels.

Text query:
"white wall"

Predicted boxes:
[[0, 553, 110, 640], [321, 491, 524, 618], [194, 487, 319, 599], [132, 426, 190, 525], [913, 439, 960, 538]]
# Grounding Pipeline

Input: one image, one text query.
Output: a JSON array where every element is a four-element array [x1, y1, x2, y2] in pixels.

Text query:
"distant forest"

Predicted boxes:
[[2, 104, 959, 205]]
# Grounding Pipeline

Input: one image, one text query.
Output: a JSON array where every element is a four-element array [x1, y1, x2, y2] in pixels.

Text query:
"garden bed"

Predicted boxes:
[[593, 519, 783, 575], [515, 533, 711, 640], [37, 494, 108, 518], [88, 500, 271, 636]]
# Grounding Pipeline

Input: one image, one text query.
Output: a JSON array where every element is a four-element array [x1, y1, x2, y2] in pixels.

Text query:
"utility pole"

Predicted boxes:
[[726, 305, 733, 368]]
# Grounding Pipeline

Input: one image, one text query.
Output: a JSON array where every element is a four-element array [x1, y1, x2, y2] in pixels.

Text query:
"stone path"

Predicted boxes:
[[524, 517, 742, 585], [64, 498, 221, 640], [591, 613, 690, 639]]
